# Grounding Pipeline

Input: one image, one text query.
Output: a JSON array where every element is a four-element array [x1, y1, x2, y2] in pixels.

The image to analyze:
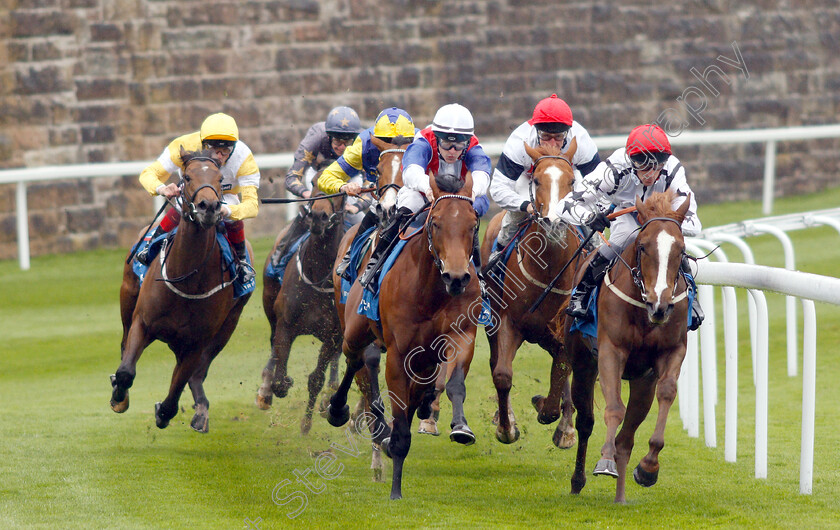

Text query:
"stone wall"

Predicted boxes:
[[2, 0, 839, 259]]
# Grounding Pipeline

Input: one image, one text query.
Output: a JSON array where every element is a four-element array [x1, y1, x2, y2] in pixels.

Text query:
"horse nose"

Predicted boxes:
[[646, 301, 674, 325], [196, 197, 220, 213], [441, 271, 471, 296]]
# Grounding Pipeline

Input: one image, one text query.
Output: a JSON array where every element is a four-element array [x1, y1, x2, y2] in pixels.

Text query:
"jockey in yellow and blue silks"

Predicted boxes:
[[134, 112, 260, 283], [321, 107, 419, 281], [358, 103, 492, 293]]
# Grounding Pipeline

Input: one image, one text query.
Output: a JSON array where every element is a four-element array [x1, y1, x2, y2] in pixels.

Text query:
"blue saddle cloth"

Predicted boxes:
[[356, 212, 492, 324], [265, 233, 311, 286], [339, 225, 377, 304], [130, 226, 255, 298], [569, 269, 698, 341]]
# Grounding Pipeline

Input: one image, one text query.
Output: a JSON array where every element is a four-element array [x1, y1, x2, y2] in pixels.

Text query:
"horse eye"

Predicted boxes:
[[183, 175, 191, 182], [534, 180, 541, 187]]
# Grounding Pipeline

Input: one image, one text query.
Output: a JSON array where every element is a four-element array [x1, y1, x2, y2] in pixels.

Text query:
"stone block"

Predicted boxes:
[[66, 205, 105, 233]]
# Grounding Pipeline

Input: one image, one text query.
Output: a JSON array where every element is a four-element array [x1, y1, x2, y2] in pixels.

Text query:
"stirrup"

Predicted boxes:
[[134, 246, 153, 266], [565, 293, 589, 318], [237, 261, 256, 284]]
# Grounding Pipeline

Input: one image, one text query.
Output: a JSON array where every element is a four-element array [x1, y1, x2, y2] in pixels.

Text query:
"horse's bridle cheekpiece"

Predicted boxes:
[[426, 194, 476, 273], [180, 156, 222, 225]]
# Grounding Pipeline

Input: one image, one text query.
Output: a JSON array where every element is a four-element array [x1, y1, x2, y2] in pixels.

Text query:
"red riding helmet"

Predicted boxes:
[[626, 124, 671, 157], [528, 94, 573, 127]]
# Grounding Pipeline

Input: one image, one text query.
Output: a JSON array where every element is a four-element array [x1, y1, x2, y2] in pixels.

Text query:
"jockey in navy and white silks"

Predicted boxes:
[[562, 124, 704, 329], [357, 103, 491, 293], [489, 94, 601, 259]]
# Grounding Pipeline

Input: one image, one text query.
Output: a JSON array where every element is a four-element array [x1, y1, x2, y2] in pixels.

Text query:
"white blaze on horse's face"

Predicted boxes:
[[651, 230, 677, 309], [378, 155, 401, 212], [544, 164, 564, 221]]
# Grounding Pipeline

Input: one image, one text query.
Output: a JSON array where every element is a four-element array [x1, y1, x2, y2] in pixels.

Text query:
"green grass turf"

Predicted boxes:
[[1, 188, 840, 528]]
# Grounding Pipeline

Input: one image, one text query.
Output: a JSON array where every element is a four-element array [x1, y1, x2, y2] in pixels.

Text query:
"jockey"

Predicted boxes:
[[487, 94, 601, 267], [357, 103, 492, 293], [321, 107, 419, 281], [273, 106, 364, 261], [561, 123, 704, 330], [135, 112, 260, 284]]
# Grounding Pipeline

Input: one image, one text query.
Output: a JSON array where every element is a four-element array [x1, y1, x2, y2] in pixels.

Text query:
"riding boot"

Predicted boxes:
[[232, 240, 255, 284], [135, 225, 165, 265], [338, 209, 378, 281], [359, 207, 412, 294], [566, 252, 610, 318], [270, 213, 308, 267], [682, 255, 705, 331]]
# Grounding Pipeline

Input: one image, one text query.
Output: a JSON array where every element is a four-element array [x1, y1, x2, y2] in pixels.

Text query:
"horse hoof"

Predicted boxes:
[[531, 395, 561, 425], [593, 459, 618, 478], [633, 464, 658, 487], [417, 418, 439, 436], [326, 404, 350, 427], [154, 402, 170, 429], [190, 414, 209, 433], [390, 491, 402, 501], [450, 425, 476, 446], [552, 426, 576, 449], [110, 374, 130, 413], [381, 437, 392, 459], [300, 416, 312, 435], [494, 424, 520, 444], [255, 393, 272, 410]]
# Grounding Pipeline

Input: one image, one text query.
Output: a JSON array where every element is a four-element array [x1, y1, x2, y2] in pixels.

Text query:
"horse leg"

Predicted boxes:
[[447, 344, 477, 446], [613, 370, 657, 503], [155, 350, 205, 429], [633, 351, 685, 491], [532, 341, 566, 426], [269, 325, 295, 399], [111, 320, 153, 413], [326, 340, 365, 428], [327, 353, 340, 391], [552, 376, 577, 449], [381, 365, 417, 500], [593, 340, 626, 480], [570, 355, 598, 495], [489, 322, 521, 444], [256, 321, 278, 410], [417, 366, 445, 436], [188, 300, 247, 432], [301, 341, 334, 435]]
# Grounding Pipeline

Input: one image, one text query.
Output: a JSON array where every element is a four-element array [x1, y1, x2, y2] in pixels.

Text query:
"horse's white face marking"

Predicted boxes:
[[653, 231, 676, 304], [544, 165, 563, 220], [378, 156, 401, 211]]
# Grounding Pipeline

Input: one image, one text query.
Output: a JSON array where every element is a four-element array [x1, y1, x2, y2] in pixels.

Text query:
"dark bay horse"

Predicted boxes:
[[112, 147, 252, 432], [257, 191, 345, 435], [330, 172, 482, 499], [480, 139, 579, 447], [563, 190, 691, 503]]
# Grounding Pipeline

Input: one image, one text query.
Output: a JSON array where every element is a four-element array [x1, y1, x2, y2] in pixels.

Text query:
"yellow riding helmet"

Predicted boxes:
[[200, 113, 239, 142], [372, 107, 415, 139]]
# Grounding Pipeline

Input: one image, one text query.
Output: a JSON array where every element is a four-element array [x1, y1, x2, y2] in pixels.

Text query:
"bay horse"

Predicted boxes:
[[480, 139, 580, 447], [111, 147, 252, 432], [329, 171, 481, 500], [324, 137, 409, 481], [563, 189, 691, 503], [256, 189, 345, 435]]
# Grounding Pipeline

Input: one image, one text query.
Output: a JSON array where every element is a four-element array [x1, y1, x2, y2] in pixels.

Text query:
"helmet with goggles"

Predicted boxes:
[[626, 124, 671, 169], [325, 106, 362, 142], [372, 107, 415, 141], [200, 113, 238, 154]]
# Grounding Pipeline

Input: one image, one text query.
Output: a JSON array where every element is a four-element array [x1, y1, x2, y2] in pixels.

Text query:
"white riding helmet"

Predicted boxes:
[[431, 103, 474, 142]]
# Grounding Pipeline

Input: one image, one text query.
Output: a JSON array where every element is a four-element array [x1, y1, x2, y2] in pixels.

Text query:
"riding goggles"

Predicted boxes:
[[202, 140, 235, 155], [628, 151, 669, 171], [438, 138, 468, 151], [329, 133, 358, 145], [537, 130, 568, 143]]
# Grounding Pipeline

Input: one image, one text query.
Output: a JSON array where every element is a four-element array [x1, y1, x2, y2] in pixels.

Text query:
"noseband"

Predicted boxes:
[[180, 156, 222, 225], [426, 194, 476, 273], [527, 155, 573, 231]]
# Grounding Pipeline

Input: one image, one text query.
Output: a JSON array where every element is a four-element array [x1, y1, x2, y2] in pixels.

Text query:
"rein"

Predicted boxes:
[[157, 236, 233, 299]]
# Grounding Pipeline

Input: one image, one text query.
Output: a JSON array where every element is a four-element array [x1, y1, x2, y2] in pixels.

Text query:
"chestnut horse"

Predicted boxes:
[[111, 148, 252, 432], [563, 190, 691, 503], [329, 172, 481, 500], [256, 190, 345, 435], [480, 140, 580, 447]]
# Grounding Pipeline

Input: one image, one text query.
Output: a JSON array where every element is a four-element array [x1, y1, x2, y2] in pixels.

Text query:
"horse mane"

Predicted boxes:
[[643, 189, 680, 218], [434, 173, 465, 193], [179, 147, 219, 167], [390, 135, 413, 147], [534, 143, 566, 157]]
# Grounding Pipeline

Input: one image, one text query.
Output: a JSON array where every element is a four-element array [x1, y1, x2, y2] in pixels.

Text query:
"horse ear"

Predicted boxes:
[[461, 171, 474, 198], [674, 192, 691, 222], [429, 169, 441, 199], [179, 145, 189, 164], [523, 141, 541, 162], [564, 137, 578, 161], [370, 136, 389, 151], [634, 194, 648, 224]]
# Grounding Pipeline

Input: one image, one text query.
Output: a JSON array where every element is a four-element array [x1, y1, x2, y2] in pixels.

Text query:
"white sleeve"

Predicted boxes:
[[471, 170, 489, 197], [490, 169, 527, 211], [403, 164, 429, 192]]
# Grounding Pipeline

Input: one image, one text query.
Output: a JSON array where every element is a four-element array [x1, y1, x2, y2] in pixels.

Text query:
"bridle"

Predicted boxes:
[[374, 148, 406, 200], [425, 194, 476, 273], [179, 156, 223, 225], [527, 155, 573, 232]]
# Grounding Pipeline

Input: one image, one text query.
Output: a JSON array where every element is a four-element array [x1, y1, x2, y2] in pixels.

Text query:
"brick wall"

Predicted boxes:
[[2, 0, 839, 259]]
